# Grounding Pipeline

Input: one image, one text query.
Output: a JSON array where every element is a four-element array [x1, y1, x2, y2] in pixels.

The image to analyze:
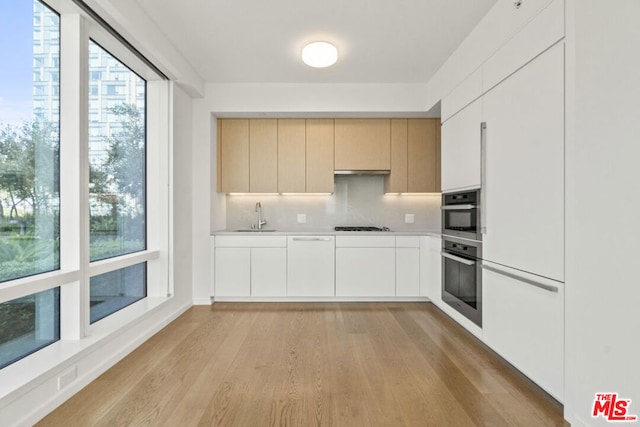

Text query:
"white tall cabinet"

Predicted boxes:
[[438, 0, 566, 403], [482, 43, 565, 282]]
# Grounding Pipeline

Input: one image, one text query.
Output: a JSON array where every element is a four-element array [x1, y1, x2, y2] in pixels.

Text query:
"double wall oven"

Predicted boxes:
[[441, 189, 483, 327]]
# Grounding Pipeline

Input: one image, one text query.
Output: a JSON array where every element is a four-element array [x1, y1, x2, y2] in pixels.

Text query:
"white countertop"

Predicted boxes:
[[211, 228, 441, 238]]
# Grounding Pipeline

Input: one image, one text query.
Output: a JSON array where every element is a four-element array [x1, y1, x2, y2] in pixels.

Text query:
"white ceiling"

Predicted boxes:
[[132, 0, 497, 84]]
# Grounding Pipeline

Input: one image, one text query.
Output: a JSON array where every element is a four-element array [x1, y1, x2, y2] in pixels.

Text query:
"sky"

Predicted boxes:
[[0, 0, 36, 126]]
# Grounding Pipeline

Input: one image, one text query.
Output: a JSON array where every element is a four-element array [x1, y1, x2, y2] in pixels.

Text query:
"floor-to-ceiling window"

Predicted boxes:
[[0, 0, 169, 371]]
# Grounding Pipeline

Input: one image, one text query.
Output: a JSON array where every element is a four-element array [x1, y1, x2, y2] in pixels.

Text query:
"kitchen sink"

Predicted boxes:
[[234, 229, 276, 232]]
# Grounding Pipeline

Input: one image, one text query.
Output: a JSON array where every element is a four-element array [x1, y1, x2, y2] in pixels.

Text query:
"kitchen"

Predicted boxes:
[[200, 0, 632, 422], [0, 0, 638, 425]]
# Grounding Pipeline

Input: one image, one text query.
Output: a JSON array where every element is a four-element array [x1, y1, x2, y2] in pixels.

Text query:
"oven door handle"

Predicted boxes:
[[441, 251, 476, 266], [441, 204, 477, 211]]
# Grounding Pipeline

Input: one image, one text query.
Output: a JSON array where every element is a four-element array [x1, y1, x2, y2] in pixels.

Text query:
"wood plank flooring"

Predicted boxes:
[[38, 303, 566, 426]]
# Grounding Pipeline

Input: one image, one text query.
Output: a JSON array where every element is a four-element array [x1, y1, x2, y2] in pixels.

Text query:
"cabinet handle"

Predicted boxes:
[[292, 237, 333, 241], [441, 251, 476, 266], [480, 122, 487, 235], [482, 264, 559, 293]]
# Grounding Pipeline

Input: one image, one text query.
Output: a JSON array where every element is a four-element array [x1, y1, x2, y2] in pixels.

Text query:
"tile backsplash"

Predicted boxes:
[[225, 175, 441, 231]]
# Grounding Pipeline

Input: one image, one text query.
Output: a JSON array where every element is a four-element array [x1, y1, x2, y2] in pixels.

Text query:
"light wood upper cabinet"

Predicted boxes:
[[218, 118, 335, 194], [334, 119, 391, 171], [218, 119, 249, 193], [218, 117, 439, 194], [384, 118, 441, 193], [408, 118, 439, 193], [277, 119, 306, 193], [385, 119, 409, 193], [249, 119, 278, 193], [306, 119, 335, 193]]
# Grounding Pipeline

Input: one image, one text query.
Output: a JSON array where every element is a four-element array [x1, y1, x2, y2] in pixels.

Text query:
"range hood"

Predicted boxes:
[[334, 170, 390, 175]]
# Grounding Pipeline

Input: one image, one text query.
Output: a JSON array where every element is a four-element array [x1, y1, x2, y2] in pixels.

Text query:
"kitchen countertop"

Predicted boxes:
[[211, 229, 441, 238]]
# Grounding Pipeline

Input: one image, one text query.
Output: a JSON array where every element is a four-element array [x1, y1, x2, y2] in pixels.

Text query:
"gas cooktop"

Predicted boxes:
[[334, 226, 391, 232]]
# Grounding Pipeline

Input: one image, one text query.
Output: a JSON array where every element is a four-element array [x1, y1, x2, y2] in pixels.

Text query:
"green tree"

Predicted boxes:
[[105, 103, 145, 212], [0, 120, 59, 221], [89, 103, 145, 247]]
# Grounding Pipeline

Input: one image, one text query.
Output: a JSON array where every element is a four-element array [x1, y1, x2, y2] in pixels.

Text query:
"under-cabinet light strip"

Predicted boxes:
[[228, 193, 332, 196]]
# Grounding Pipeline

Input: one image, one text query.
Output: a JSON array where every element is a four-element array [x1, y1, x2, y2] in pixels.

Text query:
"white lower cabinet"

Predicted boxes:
[[420, 236, 441, 300], [287, 236, 335, 297], [214, 236, 287, 298], [482, 264, 564, 402], [214, 248, 251, 297], [251, 248, 287, 297], [396, 237, 420, 297], [336, 236, 396, 297], [214, 233, 428, 300]]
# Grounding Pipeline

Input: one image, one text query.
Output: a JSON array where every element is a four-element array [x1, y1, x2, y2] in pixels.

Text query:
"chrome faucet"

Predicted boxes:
[[255, 201, 267, 230]]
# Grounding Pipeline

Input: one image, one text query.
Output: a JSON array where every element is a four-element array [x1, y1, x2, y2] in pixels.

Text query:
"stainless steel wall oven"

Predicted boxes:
[[441, 189, 481, 241], [441, 236, 482, 327]]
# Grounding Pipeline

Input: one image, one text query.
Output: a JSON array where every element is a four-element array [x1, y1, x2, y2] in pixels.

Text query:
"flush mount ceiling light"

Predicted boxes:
[[301, 42, 338, 68]]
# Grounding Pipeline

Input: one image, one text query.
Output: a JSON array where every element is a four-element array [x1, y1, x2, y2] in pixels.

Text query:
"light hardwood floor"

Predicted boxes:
[[38, 303, 566, 426]]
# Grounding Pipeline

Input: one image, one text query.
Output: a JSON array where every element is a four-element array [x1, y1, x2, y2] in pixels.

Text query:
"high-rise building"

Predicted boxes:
[[33, 0, 145, 165], [32, 1, 59, 124]]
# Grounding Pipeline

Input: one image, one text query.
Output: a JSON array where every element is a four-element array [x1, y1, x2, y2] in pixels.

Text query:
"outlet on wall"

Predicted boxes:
[[405, 214, 415, 224], [57, 366, 77, 390], [297, 214, 307, 224]]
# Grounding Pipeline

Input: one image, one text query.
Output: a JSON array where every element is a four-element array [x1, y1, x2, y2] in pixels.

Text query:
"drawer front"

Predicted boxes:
[[215, 235, 287, 248], [336, 235, 396, 248], [395, 236, 420, 248]]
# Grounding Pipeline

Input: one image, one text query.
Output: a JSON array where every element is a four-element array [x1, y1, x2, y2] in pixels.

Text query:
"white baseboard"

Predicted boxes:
[[212, 297, 430, 303], [192, 297, 213, 305]]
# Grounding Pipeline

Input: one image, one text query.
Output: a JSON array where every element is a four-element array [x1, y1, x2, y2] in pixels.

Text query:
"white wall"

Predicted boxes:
[[191, 99, 214, 305], [564, 1, 640, 425], [207, 83, 430, 114], [172, 84, 194, 301]]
